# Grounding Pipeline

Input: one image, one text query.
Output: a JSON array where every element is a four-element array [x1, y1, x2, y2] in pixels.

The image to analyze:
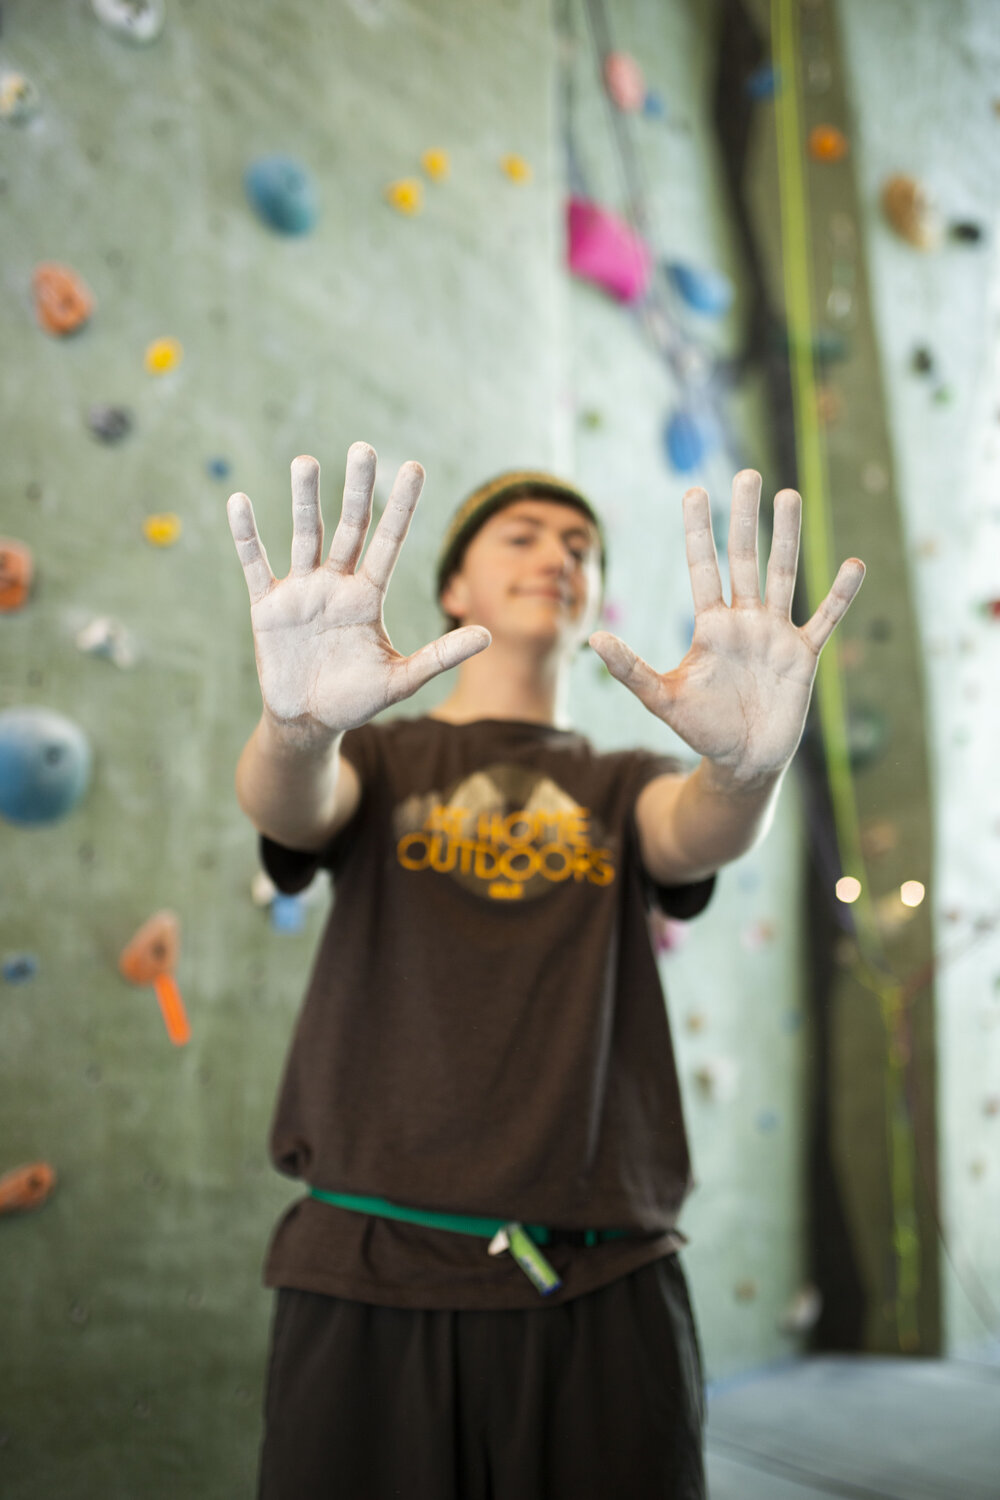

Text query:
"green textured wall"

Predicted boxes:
[[1, 2, 566, 1493]]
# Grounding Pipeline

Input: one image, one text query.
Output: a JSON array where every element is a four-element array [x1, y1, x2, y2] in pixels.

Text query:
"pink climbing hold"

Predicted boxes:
[[567, 197, 652, 304], [603, 52, 645, 112]]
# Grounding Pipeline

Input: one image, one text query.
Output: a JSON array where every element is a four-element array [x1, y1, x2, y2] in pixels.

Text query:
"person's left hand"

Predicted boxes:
[[589, 470, 865, 783]]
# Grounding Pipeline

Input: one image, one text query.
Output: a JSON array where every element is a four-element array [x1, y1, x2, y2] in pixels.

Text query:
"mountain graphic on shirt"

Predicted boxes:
[[392, 764, 616, 901]]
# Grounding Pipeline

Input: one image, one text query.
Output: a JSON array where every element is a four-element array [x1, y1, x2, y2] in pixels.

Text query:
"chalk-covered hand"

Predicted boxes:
[[590, 470, 865, 782], [227, 443, 490, 740]]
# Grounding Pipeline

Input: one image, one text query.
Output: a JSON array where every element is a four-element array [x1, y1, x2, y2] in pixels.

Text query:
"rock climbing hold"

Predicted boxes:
[[808, 124, 848, 162], [567, 197, 652, 303], [2, 953, 39, 983], [245, 155, 319, 235], [384, 177, 424, 215], [142, 513, 182, 547], [119, 910, 190, 1046], [76, 616, 136, 668], [88, 403, 133, 442], [881, 173, 941, 250], [667, 262, 734, 317], [251, 869, 278, 907], [91, 0, 165, 45], [949, 220, 983, 243], [33, 263, 94, 336], [500, 154, 532, 183], [911, 347, 934, 374], [421, 148, 450, 181], [642, 91, 666, 118], [778, 1284, 822, 1332], [603, 52, 645, 112], [144, 336, 182, 374], [664, 408, 713, 473], [271, 894, 306, 933], [0, 70, 41, 123], [0, 707, 92, 825], [0, 1162, 56, 1216], [745, 63, 778, 100], [0, 538, 33, 612], [206, 456, 231, 480]]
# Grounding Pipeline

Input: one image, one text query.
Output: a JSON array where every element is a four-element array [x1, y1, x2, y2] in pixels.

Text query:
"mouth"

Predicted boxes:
[[515, 587, 573, 605]]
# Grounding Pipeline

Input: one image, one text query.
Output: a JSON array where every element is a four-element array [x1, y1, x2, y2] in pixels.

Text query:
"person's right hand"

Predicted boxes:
[[227, 442, 490, 740]]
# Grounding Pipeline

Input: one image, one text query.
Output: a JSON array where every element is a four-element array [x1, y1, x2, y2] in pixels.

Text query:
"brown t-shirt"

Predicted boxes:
[[259, 715, 715, 1310]]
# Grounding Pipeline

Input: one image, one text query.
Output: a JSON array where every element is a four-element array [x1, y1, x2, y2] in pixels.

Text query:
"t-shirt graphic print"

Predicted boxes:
[[392, 763, 616, 902]]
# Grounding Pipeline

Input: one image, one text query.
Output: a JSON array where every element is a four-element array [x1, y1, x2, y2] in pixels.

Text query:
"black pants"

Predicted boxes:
[[257, 1254, 707, 1499]]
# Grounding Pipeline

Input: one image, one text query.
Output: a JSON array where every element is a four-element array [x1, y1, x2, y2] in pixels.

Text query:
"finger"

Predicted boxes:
[[589, 631, 678, 719], [728, 469, 762, 605], [360, 460, 425, 593], [683, 488, 724, 614], [763, 488, 802, 617], [289, 455, 323, 576], [394, 625, 492, 700], [327, 441, 377, 573], [227, 492, 276, 605], [799, 558, 866, 654]]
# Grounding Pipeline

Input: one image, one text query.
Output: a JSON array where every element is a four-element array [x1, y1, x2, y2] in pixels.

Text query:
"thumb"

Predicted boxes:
[[589, 630, 674, 720], [394, 626, 491, 701]]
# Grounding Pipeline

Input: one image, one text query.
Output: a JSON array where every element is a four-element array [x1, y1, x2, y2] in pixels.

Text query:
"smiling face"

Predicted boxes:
[[439, 497, 603, 653]]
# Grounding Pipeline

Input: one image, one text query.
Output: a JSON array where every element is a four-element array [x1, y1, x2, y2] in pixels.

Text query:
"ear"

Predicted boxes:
[[439, 572, 469, 623]]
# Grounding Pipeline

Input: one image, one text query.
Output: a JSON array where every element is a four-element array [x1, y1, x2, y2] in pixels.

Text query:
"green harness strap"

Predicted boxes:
[[309, 1188, 627, 1249], [309, 1189, 629, 1294]]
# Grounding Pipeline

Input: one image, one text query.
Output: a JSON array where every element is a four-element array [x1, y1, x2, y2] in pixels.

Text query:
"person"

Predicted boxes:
[[227, 441, 864, 1499]]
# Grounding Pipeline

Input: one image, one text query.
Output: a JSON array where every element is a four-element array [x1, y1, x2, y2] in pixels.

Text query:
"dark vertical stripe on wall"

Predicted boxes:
[[711, 0, 940, 1354]]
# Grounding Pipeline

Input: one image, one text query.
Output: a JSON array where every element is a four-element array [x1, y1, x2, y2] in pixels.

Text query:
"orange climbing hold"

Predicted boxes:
[[881, 173, 941, 249], [32, 262, 94, 335], [0, 538, 34, 612], [119, 910, 190, 1046], [0, 1161, 56, 1216], [808, 125, 849, 162]]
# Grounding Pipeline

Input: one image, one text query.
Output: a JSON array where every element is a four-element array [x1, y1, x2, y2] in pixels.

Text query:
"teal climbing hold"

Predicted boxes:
[[245, 157, 319, 236], [0, 707, 92, 825]]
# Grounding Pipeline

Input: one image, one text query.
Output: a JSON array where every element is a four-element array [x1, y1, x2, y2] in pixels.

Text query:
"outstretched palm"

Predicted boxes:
[[227, 443, 490, 737], [590, 471, 865, 780]]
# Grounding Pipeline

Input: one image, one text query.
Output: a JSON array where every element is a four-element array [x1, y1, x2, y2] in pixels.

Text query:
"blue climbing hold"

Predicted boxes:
[[665, 410, 704, 472], [665, 408, 721, 474], [271, 894, 306, 934], [667, 263, 734, 317], [244, 156, 319, 236], [2, 953, 39, 984], [0, 707, 92, 825], [643, 91, 666, 119], [745, 64, 778, 100], [206, 457, 231, 480]]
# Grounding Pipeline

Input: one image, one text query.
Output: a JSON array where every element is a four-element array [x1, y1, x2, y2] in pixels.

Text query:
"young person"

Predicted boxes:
[[228, 441, 864, 1499]]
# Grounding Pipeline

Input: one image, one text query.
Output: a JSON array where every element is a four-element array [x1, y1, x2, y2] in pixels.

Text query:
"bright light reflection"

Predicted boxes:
[[900, 880, 926, 907], [836, 876, 862, 904]]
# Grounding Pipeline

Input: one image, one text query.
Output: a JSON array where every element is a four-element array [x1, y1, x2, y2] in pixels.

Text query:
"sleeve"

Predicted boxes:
[[627, 749, 717, 922], [258, 723, 382, 895]]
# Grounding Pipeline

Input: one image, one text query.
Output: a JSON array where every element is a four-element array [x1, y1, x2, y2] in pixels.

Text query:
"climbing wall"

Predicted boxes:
[[0, 2, 568, 1493]]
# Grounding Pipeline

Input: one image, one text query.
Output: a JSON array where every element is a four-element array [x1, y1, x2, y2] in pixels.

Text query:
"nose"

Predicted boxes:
[[538, 531, 576, 576]]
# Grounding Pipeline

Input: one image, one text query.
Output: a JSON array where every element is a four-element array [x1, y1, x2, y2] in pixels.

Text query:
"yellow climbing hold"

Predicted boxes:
[[421, 149, 450, 181], [145, 337, 183, 374], [385, 178, 424, 215], [501, 154, 532, 183], [143, 513, 182, 547]]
